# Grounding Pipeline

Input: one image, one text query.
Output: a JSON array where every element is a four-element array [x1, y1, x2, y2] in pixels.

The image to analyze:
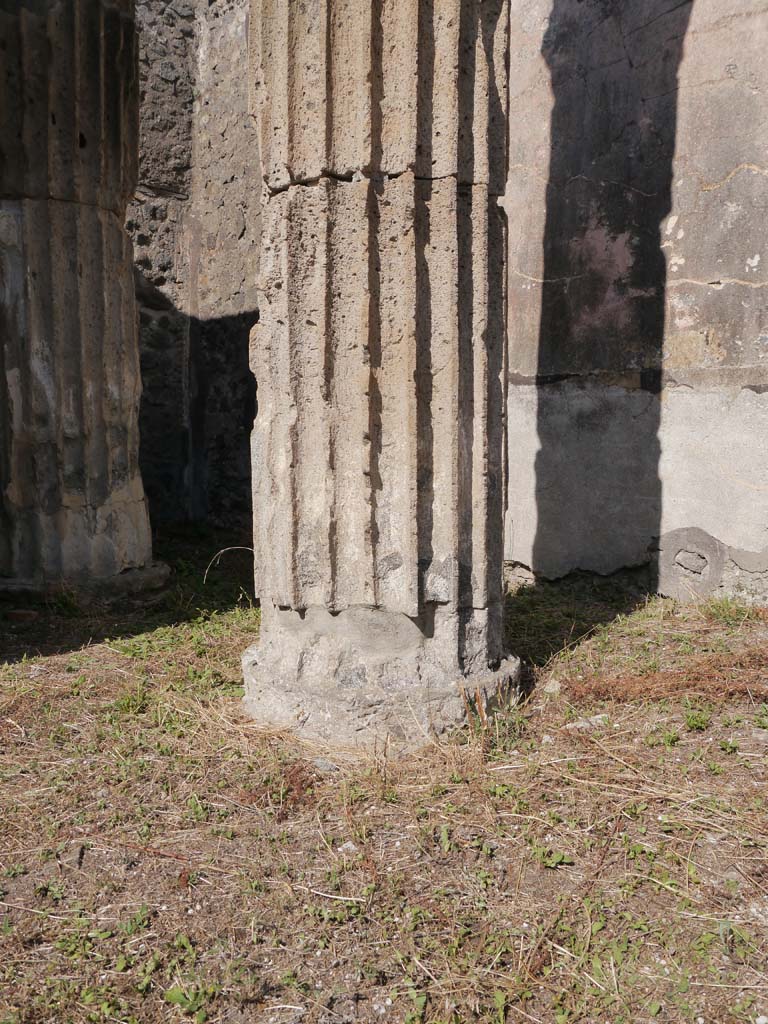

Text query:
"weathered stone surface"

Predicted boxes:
[[0, 0, 159, 594], [503, 0, 768, 602], [0, 0, 138, 213], [657, 527, 768, 606], [253, 0, 508, 194], [244, 606, 517, 749], [127, 0, 258, 527], [244, 0, 518, 748], [252, 174, 505, 622]]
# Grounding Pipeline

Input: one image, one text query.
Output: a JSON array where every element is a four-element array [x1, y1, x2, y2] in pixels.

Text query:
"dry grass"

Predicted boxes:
[[1, 535, 768, 1023]]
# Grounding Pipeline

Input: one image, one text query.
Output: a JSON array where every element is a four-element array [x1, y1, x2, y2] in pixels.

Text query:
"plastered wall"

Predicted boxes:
[[505, 0, 768, 601]]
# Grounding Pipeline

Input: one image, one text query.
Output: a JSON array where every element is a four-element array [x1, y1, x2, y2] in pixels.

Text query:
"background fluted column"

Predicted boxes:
[[244, 0, 519, 747], [0, 0, 160, 595]]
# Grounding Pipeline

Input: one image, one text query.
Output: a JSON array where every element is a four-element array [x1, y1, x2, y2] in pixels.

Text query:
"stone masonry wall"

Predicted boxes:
[[127, 0, 258, 528], [188, 0, 259, 528], [504, 0, 768, 603], [128, 0, 195, 522], [125, 0, 766, 604]]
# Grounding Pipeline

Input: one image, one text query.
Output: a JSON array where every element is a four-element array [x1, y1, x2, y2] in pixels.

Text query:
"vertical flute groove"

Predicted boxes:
[[249, 0, 509, 647]]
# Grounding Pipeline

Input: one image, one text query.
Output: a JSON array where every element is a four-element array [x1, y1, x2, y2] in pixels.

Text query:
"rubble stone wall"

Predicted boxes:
[[128, 0, 258, 528]]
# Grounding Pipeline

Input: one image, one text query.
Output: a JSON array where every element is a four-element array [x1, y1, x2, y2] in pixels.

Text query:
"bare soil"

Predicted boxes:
[[1, 530, 767, 1024]]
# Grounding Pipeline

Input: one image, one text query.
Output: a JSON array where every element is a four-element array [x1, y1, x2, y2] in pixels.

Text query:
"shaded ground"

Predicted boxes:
[[1, 538, 768, 1024], [0, 527, 255, 663]]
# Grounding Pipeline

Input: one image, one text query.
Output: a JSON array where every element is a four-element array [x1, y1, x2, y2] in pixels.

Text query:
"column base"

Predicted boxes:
[[0, 562, 170, 603], [242, 606, 521, 750]]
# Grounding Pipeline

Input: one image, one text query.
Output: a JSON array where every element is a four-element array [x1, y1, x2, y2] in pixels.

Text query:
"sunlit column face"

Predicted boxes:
[[242, 0, 520, 749]]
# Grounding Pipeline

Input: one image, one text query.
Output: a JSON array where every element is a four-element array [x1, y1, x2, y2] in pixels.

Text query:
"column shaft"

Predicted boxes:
[[244, 0, 519, 747], [0, 0, 159, 594]]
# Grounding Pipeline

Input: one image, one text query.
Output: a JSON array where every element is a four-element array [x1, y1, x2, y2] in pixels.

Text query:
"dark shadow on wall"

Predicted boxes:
[[531, 0, 693, 592], [135, 271, 257, 530]]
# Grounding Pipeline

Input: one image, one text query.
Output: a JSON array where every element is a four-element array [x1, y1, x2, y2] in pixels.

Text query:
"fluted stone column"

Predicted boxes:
[[0, 0, 160, 595], [243, 0, 519, 747]]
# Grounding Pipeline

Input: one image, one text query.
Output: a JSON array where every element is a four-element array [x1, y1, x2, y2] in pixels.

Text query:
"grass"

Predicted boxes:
[[1, 539, 767, 1023]]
